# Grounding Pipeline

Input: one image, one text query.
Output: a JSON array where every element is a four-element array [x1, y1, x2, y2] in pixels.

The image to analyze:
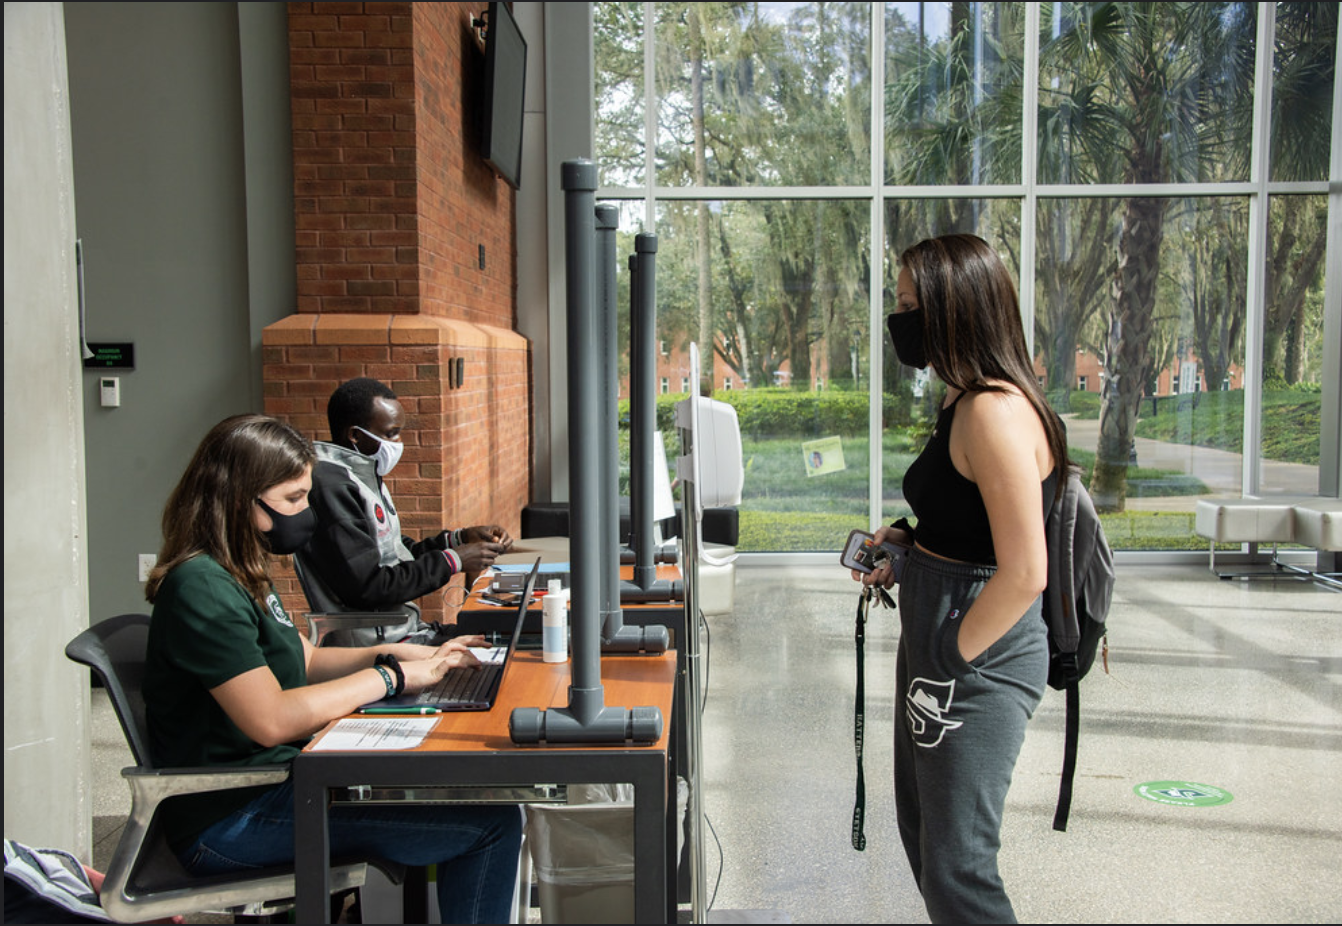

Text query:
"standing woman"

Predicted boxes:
[[143, 414, 522, 924], [856, 234, 1068, 923]]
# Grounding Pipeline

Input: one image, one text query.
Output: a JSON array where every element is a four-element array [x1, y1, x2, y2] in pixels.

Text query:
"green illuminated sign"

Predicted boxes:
[[83, 342, 135, 369]]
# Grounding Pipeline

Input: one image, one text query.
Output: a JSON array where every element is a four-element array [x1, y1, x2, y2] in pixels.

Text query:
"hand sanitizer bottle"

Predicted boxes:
[[542, 579, 569, 663]]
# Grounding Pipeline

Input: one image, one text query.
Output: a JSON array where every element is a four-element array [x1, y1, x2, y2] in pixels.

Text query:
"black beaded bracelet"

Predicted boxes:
[[375, 653, 405, 696], [373, 664, 396, 699]]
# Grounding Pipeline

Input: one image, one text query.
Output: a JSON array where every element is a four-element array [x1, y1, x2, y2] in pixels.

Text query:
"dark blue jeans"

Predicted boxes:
[[180, 779, 522, 924]]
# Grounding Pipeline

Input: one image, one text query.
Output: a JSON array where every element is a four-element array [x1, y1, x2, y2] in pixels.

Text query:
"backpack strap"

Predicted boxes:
[[1054, 672, 1080, 832], [1047, 466, 1085, 832]]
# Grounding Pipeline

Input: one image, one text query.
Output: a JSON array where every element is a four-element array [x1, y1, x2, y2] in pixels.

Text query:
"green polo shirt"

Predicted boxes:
[[144, 554, 308, 848]]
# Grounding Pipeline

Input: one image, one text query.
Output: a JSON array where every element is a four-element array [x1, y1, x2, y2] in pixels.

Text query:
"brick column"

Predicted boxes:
[[268, 5, 531, 629]]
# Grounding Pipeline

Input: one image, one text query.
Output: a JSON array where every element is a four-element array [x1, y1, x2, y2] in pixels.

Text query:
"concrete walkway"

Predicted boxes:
[[1062, 415, 1321, 511]]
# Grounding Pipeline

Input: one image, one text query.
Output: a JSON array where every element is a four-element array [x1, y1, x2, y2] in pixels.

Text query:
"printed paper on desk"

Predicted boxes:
[[470, 646, 506, 665], [310, 717, 438, 751]]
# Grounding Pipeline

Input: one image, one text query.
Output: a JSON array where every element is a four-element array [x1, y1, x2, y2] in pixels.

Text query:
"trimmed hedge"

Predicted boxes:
[[737, 508, 1221, 553], [620, 385, 915, 438]]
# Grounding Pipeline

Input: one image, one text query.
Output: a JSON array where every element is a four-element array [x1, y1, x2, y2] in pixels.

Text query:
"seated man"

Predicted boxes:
[[297, 377, 511, 646]]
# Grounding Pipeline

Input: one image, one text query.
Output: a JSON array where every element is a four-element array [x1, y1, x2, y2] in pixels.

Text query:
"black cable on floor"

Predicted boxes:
[[698, 611, 723, 912]]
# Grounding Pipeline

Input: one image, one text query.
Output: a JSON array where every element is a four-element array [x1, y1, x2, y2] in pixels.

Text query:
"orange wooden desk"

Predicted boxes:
[[293, 650, 679, 924]]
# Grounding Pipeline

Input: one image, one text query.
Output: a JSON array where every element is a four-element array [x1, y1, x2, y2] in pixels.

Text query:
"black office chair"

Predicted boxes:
[[290, 552, 419, 646], [64, 613, 404, 923]]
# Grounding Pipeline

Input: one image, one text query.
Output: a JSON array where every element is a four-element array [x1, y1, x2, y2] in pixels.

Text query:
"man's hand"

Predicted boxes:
[[462, 524, 514, 549], [455, 541, 508, 574]]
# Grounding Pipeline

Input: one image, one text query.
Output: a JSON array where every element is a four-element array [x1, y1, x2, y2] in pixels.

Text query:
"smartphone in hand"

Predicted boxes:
[[840, 529, 908, 582]]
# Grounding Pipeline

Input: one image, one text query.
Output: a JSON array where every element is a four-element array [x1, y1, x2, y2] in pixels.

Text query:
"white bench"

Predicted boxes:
[[1194, 496, 1341, 589]]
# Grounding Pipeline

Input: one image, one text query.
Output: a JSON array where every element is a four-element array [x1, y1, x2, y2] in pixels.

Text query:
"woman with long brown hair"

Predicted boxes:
[[856, 234, 1066, 923], [144, 414, 521, 923]]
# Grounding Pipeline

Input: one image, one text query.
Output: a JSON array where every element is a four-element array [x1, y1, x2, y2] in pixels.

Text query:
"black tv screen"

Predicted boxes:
[[480, 2, 527, 189]]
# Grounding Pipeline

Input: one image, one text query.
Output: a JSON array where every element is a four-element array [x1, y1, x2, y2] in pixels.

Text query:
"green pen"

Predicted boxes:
[[358, 707, 441, 715]]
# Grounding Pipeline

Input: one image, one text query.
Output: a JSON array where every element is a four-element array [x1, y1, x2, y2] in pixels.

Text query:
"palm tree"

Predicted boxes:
[[1186, 197, 1248, 399], [1040, 2, 1255, 510], [1263, 1, 1336, 385], [653, 2, 872, 392]]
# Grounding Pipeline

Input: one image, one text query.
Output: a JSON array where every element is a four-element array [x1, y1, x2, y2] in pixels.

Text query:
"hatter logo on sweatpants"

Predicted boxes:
[[906, 678, 963, 747]]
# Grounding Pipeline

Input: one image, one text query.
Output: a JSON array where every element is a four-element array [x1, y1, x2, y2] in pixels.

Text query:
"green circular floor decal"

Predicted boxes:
[[1134, 781, 1234, 807]]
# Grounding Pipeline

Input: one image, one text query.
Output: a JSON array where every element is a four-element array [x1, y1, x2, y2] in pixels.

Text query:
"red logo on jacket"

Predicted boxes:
[[374, 504, 386, 524]]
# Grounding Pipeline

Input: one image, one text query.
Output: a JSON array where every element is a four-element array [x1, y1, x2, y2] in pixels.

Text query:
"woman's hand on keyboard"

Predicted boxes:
[[429, 635, 486, 659], [402, 649, 483, 692], [390, 635, 486, 665]]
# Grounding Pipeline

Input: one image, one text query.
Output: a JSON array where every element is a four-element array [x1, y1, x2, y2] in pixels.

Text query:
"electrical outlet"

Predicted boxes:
[[138, 554, 156, 583]]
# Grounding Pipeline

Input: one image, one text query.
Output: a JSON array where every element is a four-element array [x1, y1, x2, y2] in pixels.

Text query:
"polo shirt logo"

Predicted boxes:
[[265, 593, 294, 628]]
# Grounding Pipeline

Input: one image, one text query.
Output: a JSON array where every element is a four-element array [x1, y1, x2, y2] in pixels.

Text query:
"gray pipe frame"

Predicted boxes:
[[596, 208, 664, 649], [620, 234, 682, 604], [509, 160, 661, 744], [630, 232, 658, 589], [596, 204, 623, 636], [597, 215, 669, 647]]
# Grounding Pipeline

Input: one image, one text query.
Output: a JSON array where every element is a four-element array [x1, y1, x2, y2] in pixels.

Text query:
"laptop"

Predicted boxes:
[[367, 557, 541, 712]]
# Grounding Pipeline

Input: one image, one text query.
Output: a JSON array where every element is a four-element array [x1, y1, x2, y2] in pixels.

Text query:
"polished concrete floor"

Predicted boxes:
[[696, 562, 1341, 924], [90, 561, 1341, 923]]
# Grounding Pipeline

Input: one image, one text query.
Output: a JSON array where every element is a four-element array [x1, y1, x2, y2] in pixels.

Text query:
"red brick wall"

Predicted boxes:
[[412, 3, 517, 327], [288, 2, 420, 315], [271, 4, 531, 626], [287, 2, 514, 326]]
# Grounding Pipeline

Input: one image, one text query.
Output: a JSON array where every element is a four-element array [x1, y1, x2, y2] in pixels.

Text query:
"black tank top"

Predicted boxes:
[[902, 392, 1058, 566]]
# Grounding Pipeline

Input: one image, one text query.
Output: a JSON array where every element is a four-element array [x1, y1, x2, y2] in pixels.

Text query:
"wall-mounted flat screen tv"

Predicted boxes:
[[480, 1, 526, 189]]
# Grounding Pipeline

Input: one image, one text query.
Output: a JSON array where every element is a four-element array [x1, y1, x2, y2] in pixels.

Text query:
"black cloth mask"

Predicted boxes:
[[256, 498, 317, 555], [887, 309, 929, 370]]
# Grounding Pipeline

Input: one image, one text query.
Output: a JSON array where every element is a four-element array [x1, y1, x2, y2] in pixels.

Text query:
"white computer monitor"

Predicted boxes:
[[676, 344, 744, 515]]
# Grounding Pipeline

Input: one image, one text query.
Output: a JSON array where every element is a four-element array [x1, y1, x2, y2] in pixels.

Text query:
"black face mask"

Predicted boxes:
[[887, 309, 929, 370], [256, 499, 317, 555]]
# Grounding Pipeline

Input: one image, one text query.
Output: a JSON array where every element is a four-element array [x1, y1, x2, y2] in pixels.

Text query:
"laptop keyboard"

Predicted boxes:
[[419, 664, 501, 705]]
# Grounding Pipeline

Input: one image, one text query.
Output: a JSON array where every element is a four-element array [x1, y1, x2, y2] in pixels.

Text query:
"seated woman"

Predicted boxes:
[[143, 413, 522, 924]]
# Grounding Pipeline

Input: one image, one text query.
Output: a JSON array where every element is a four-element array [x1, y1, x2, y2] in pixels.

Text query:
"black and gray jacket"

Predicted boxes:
[[295, 441, 464, 646]]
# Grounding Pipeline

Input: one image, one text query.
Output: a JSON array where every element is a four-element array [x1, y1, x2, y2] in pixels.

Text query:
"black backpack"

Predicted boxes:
[[1043, 463, 1115, 831]]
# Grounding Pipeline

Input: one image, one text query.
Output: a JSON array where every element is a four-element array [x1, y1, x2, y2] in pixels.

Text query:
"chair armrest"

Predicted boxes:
[[304, 612, 405, 646], [121, 765, 290, 806], [103, 764, 320, 922]]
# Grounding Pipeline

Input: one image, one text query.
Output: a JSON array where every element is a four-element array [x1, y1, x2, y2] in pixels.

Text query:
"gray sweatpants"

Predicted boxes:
[[894, 547, 1048, 924]]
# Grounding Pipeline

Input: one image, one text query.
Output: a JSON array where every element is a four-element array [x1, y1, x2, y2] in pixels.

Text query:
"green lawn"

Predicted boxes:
[[1066, 388, 1320, 466]]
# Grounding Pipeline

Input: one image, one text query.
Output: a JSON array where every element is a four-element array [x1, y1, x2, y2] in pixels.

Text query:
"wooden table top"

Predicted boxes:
[[307, 650, 677, 754]]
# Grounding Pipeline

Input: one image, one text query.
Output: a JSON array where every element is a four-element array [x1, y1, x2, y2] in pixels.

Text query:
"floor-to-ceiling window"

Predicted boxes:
[[592, 1, 1340, 554]]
